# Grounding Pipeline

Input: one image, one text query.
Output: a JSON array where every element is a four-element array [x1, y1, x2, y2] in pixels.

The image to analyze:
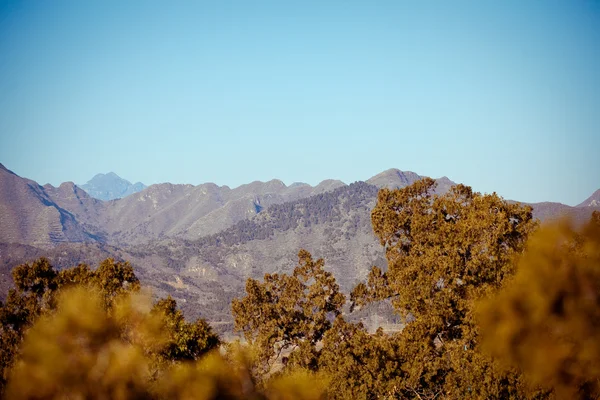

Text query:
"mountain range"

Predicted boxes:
[[0, 162, 598, 334]]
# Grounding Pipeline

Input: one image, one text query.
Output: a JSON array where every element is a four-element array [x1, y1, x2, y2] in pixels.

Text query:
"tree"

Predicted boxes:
[[319, 318, 405, 399], [6, 287, 329, 400], [0, 257, 218, 393], [0, 258, 140, 390], [351, 178, 539, 398], [151, 296, 219, 363], [479, 212, 600, 399], [231, 250, 345, 375]]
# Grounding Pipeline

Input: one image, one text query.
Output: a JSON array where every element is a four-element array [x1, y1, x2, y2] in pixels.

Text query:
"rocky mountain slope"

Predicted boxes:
[[80, 172, 146, 201], [101, 178, 346, 244], [577, 189, 600, 207], [0, 164, 97, 246], [526, 200, 600, 226], [1, 162, 598, 334], [0, 166, 348, 246]]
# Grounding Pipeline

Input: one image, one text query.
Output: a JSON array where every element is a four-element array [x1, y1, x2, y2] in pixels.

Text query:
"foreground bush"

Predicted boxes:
[[6, 287, 328, 400], [0, 258, 220, 395], [479, 212, 600, 399]]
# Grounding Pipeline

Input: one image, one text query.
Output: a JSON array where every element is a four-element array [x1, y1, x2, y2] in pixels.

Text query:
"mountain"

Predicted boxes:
[[1, 162, 598, 334], [577, 189, 600, 207], [0, 164, 97, 247], [366, 168, 422, 189], [528, 201, 600, 226], [80, 172, 146, 201], [366, 168, 455, 195], [96, 178, 347, 244], [0, 166, 349, 246]]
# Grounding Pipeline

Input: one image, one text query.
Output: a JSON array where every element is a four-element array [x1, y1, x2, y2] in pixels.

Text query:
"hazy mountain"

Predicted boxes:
[[0, 164, 97, 247], [577, 189, 600, 207], [366, 168, 454, 195], [366, 168, 422, 189], [1, 162, 598, 333], [98, 178, 347, 244], [0, 166, 348, 246], [80, 172, 146, 201], [528, 201, 600, 226]]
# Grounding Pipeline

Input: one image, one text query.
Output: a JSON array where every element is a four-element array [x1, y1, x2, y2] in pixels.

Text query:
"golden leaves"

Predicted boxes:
[[231, 250, 345, 375], [479, 217, 600, 399]]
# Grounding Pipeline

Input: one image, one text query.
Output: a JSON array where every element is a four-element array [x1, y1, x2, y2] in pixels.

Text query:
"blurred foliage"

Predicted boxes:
[[5, 287, 328, 400], [479, 211, 600, 399], [0, 258, 219, 395], [0, 258, 140, 388]]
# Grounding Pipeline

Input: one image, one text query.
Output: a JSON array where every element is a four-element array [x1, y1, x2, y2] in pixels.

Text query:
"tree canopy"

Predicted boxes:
[[231, 249, 345, 375], [351, 178, 539, 398]]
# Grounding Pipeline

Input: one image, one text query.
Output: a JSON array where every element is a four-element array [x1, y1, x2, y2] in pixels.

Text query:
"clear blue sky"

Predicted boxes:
[[0, 1, 598, 205]]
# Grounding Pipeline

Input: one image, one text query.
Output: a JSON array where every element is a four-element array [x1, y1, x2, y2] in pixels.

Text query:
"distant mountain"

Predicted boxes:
[[97, 178, 347, 244], [577, 189, 600, 207], [528, 201, 600, 226], [366, 168, 455, 195], [0, 166, 349, 246], [0, 164, 97, 246], [80, 172, 146, 201], [366, 168, 422, 189], [1, 162, 598, 333]]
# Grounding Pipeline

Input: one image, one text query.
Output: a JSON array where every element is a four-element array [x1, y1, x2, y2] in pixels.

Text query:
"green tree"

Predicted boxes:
[[231, 249, 345, 375], [479, 212, 600, 399], [351, 178, 539, 398]]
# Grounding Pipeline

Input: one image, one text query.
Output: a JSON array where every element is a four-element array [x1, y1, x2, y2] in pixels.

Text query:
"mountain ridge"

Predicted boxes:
[[577, 189, 600, 207], [1, 162, 598, 332]]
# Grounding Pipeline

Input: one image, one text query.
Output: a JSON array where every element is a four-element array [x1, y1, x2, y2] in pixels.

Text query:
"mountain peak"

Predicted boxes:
[[0, 163, 17, 177], [577, 189, 600, 207], [80, 172, 146, 201], [366, 168, 422, 189]]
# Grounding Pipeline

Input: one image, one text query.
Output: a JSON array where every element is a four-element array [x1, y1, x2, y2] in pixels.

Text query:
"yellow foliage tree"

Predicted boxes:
[[319, 318, 405, 399], [231, 250, 345, 375], [351, 178, 540, 398], [6, 287, 328, 400], [0, 258, 219, 393], [479, 212, 600, 399], [0, 258, 140, 389]]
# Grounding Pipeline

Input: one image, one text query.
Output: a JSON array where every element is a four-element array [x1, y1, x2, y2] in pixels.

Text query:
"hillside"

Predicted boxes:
[[0, 166, 348, 246], [577, 189, 600, 207], [1, 162, 598, 334], [0, 164, 97, 246], [128, 179, 454, 330], [528, 201, 600, 226]]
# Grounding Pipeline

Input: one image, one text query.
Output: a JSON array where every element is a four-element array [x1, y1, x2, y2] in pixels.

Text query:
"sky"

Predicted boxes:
[[0, 1, 599, 206]]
